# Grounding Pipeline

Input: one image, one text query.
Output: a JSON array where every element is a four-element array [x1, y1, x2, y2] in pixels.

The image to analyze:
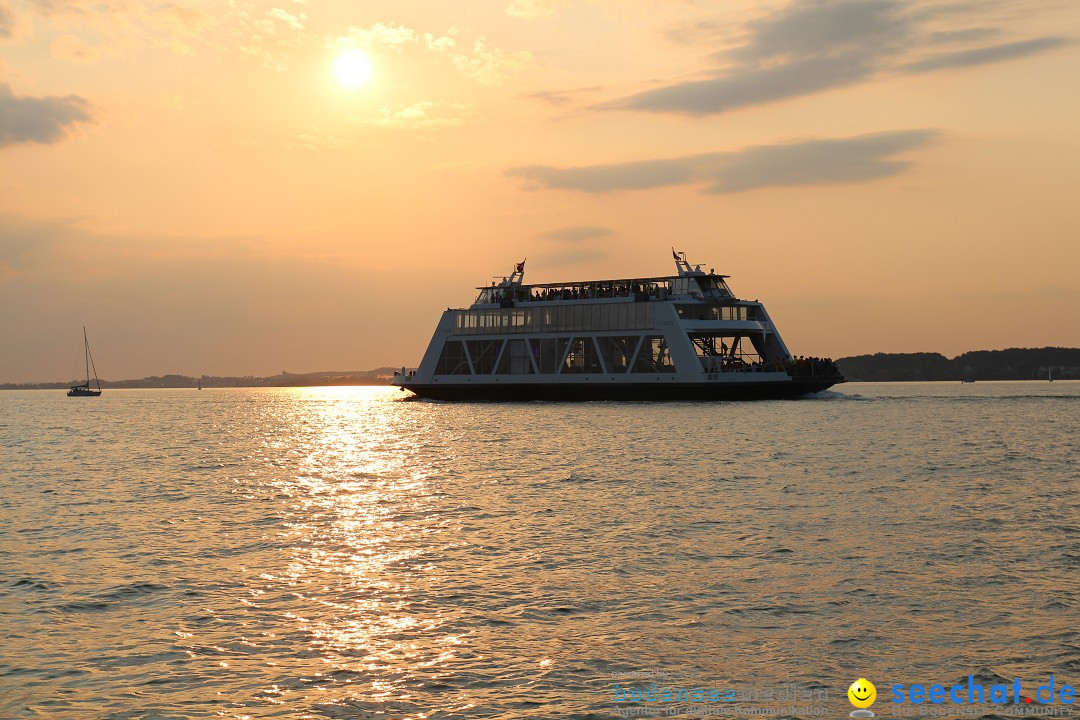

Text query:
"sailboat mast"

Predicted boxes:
[[85, 328, 101, 390], [83, 326, 90, 385]]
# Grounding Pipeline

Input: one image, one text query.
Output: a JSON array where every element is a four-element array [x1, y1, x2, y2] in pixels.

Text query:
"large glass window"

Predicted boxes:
[[466, 339, 502, 374], [435, 341, 471, 375], [496, 339, 534, 374], [631, 336, 676, 373], [561, 337, 604, 374], [529, 337, 568, 374], [598, 336, 639, 374]]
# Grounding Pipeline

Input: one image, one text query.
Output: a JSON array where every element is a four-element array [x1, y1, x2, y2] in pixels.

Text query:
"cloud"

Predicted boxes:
[[450, 37, 532, 85], [287, 127, 352, 152], [905, 36, 1071, 72], [269, 7, 305, 31], [506, 0, 564, 20], [424, 31, 456, 52], [538, 226, 614, 242], [0, 3, 15, 38], [616, 54, 875, 115], [0, 82, 93, 148], [509, 129, 938, 194], [605, 0, 1073, 116], [704, 129, 937, 193], [525, 85, 603, 107], [51, 34, 98, 62], [733, 0, 912, 61], [365, 101, 475, 129], [332, 24, 528, 84], [335, 23, 417, 54], [512, 155, 704, 192]]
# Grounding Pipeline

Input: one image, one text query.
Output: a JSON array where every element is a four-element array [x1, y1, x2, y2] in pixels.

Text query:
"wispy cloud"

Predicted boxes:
[[506, 0, 565, 20], [619, 54, 875, 115], [905, 36, 1072, 72], [334, 22, 416, 54], [445, 36, 532, 85], [607, 0, 1071, 115], [525, 85, 604, 107], [0, 82, 93, 148], [538, 226, 613, 242], [268, 7, 305, 32], [0, 3, 15, 38], [332, 24, 530, 85], [365, 101, 475, 130], [510, 130, 939, 194], [51, 34, 98, 62]]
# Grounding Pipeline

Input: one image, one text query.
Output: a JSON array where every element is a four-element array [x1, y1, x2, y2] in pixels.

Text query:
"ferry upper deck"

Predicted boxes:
[[470, 253, 734, 308]]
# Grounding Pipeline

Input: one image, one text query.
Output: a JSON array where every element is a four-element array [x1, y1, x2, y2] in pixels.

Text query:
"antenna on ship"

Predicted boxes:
[[508, 258, 526, 286], [672, 248, 694, 276]]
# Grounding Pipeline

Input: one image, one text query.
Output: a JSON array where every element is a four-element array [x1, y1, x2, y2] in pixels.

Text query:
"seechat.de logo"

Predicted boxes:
[[890, 676, 1076, 705]]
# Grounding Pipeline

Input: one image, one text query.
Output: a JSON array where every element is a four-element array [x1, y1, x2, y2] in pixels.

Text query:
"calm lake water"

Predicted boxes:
[[1, 383, 1077, 719]]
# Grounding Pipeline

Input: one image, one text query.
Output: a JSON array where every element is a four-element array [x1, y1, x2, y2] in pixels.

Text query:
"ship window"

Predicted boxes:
[[511, 309, 531, 333], [631, 336, 676, 373], [435, 341, 471, 375], [561, 337, 603, 374], [496, 339, 534, 374], [530, 337, 567, 374], [540, 308, 556, 333], [633, 303, 653, 330], [557, 306, 572, 332], [466, 339, 502, 374], [598, 336, 638, 374]]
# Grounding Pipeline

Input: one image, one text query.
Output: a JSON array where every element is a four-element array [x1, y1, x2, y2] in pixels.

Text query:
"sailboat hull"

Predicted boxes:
[[67, 388, 102, 397]]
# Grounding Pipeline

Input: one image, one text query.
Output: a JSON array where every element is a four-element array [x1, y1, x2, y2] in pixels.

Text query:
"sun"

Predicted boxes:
[[334, 49, 372, 88]]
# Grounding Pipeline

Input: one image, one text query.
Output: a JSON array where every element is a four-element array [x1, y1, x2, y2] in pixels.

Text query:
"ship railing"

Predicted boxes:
[[483, 284, 667, 306], [698, 358, 782, 374]]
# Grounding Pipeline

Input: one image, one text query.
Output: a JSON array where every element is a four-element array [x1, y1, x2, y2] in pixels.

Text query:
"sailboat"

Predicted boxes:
[[68, 327, 102, 397]]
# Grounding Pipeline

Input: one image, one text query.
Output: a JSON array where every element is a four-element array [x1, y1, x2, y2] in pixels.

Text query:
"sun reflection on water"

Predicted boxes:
[[264, 387, 464, 713]]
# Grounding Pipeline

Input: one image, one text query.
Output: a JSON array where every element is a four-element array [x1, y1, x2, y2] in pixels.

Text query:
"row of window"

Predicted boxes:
[[677, 305, 755, 321], [435, 336, 678, 375], [452, 303, 656, 335]]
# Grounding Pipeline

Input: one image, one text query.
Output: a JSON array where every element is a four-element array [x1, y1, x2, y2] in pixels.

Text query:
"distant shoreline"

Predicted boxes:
[[0, 369, 398, 391], [2, 348, 1077, 388], [836, 347, 1078, 382]]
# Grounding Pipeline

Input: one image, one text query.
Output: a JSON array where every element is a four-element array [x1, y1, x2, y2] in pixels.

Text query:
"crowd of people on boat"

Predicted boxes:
[[786, 356, 840, 377], [701, 355, 839, 376], [489, 283, 661, 305]]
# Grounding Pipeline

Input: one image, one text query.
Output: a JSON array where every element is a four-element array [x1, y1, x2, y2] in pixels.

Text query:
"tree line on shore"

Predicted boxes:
[[836, 347, 1079, 382]]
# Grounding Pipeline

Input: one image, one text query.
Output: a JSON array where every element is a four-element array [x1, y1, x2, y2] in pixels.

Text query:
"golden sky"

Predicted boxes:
[[1, 0, 1078, 381]]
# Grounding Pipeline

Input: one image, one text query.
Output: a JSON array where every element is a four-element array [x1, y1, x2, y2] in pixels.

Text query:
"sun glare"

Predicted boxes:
[[334, 50, 372, 88]]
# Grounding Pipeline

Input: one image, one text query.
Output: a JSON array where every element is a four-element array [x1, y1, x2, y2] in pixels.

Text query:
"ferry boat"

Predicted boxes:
[[393, 252, 843, 401]]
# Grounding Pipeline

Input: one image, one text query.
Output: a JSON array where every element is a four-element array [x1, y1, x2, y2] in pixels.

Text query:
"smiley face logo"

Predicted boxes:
[[848, 678, 877, 708]]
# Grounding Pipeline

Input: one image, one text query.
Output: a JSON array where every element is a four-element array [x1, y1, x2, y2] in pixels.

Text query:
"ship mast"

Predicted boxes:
[[83, 327, 90, 386]]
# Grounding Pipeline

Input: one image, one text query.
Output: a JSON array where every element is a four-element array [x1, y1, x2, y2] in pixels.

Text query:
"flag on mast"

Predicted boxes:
[[516, 259, 526, 274], [672, 248, 680, 261]]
